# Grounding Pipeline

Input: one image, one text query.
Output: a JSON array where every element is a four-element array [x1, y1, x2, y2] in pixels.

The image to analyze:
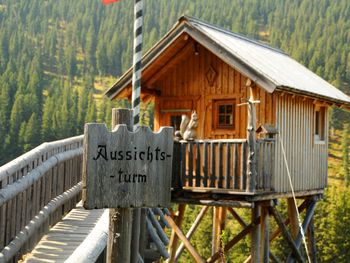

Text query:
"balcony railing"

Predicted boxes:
[[172, 138, 275, 193]]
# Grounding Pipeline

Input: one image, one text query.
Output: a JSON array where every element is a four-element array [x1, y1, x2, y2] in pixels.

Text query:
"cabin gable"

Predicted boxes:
[[151, 39, 276, 139]]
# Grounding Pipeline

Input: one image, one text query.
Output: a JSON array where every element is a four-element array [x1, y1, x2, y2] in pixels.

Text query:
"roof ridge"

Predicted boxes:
[[181, 15, 287, 55]]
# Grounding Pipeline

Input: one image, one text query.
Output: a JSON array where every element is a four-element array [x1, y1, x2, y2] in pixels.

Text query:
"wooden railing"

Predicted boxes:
[[0, 134, 275, 262], [172, 138, 275, 192], [0, 135, 83, 262], [256, 139, 275, 191]]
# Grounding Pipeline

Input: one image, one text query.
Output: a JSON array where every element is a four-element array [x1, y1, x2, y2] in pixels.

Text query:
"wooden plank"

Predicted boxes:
[[210, 142, 216, 188], [195, 142, 201, 187], [172, 142, 182, 189], [218, 142, 223, 188], [226, 143, 231, 189], [233, 144, 239, 189], [241, 142, 247, 190], [181, 143, 187, 187], [203, 142, 208, 187], [188, 143, 194, 187]]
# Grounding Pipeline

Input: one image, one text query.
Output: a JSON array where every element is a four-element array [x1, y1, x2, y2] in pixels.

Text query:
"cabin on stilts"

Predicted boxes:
[[106, 16, 350, 263]]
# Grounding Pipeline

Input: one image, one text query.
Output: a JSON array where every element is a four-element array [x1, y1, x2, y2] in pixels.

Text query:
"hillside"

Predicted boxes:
[[0, 1, 349, 261]]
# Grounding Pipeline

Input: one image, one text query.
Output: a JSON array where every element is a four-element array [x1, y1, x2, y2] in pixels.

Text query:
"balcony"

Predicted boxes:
[[171, 138, 275, 204]]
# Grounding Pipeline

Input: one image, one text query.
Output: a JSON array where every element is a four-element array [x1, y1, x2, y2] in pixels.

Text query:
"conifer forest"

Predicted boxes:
[[0, 0, 350, 261]]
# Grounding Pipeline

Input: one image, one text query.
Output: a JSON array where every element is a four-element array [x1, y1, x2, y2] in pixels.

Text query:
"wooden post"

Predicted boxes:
[[287, 198, 299, 239], [307, 218, 317, 263], [246, 79, 258, 192], [261, 207, 269, 263], [212, 207, 226, 255], [251, 203, 261, 263], [108, 108, 133, 262]]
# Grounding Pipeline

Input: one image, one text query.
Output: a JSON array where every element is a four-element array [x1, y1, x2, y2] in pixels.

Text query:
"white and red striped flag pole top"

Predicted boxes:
[[103, 0, 143, 131]]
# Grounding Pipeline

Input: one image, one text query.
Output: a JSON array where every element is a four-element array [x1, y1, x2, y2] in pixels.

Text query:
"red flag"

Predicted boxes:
[[102, 0, 120, 5]]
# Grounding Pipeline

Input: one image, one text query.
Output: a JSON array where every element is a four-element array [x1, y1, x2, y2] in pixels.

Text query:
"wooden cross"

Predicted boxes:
[[237, 79, 260, 192]]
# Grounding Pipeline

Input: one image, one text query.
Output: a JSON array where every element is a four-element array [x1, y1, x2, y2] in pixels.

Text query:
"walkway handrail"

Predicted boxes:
[[0, 148, 82, 207], [0, 135, 83, 184], [0, 135, 84, 262], [0, 183, 82, 263]]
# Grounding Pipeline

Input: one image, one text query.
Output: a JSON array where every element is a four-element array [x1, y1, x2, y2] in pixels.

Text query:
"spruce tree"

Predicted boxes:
[[343, 123, 350, 186]]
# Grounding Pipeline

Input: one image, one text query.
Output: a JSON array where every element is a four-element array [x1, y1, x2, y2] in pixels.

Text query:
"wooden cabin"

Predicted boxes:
[[106, 16, 350, 198]]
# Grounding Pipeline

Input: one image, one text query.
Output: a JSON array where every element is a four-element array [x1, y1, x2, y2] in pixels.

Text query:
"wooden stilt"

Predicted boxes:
[[307, 219, 317, 263], [167, 204, 186, 263], [175, 206, 209, 261], [251, 204, 261, 263], [212, 207, 218, 255], [287, 198, 299, 238], [212, 206, 225, 255], [261, 207, 269, 263]]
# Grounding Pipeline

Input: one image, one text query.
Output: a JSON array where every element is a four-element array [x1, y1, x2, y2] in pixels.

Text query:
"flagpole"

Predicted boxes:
[[131, 0, 143, 262], [131, 0, 143, 130]]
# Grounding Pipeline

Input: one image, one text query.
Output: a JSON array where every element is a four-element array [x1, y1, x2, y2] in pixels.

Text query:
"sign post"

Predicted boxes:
[[82, 108, 173, 262], [83, 124, 173, 208]]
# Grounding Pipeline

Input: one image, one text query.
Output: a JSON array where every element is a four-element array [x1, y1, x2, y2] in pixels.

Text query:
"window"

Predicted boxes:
[[314, 106, 326, 142], [170, 115, 183, 131], [214, 100, 235, 129]]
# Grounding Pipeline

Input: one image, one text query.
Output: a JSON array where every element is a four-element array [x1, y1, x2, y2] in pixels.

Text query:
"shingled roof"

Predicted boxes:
[[106, 16, 350, 106]]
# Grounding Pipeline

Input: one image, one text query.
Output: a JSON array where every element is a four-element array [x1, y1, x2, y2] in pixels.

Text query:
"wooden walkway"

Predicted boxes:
[[24, 203, 107, 263]]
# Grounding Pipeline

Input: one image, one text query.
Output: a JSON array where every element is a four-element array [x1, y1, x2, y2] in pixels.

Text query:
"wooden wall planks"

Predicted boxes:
[[274, 94, 328, 192], [152, 42, 276, 140]]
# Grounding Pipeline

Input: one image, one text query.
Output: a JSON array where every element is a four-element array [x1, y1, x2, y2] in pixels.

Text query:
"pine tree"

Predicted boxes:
[[342, 123, 350, 185]]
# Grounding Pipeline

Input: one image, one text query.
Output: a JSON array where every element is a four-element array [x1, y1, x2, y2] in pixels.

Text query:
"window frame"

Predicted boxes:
[[213, 99, 236, 130], [314, 105, 326, 143]]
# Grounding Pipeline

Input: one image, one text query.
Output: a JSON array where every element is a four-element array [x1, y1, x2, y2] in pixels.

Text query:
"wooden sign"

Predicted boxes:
[[82, 124, 174, 209]]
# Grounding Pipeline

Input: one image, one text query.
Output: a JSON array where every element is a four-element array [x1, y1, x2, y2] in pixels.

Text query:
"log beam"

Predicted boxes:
[[269, 206, 304, 262], [175, 206, 209, 261], [167, 204, 186, 263], [165, 214, 205, 263]]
